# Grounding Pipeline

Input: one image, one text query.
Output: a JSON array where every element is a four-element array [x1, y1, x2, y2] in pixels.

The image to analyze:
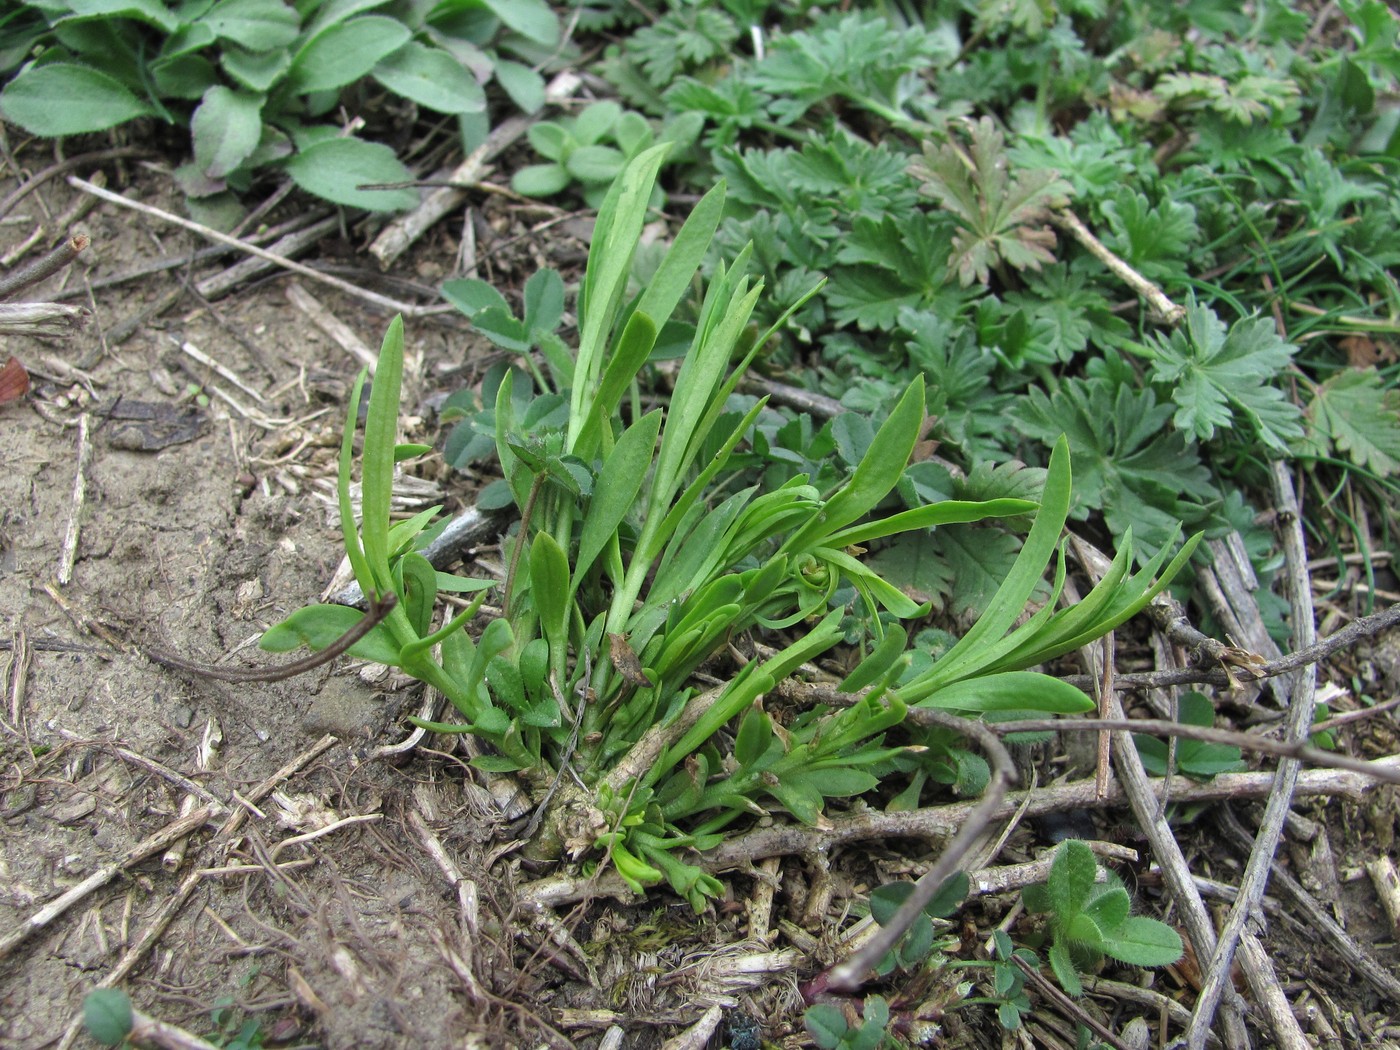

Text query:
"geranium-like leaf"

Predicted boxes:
[[911, 117, 1071, 286]]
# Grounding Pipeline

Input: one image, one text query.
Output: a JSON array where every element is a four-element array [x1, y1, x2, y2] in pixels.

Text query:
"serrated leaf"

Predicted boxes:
[[1142, 299, 1302, 451], [284, 137, 416, 211], [0, 63, 154, 134], [936, 524, 1024, 619], [373, 41, 485, 114], [911, 117, 1072, 286], [1099, 189, 1199, 284], [1305, 368, 1400, 473]]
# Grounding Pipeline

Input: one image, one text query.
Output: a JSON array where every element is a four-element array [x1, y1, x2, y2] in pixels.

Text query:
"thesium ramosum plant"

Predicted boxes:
[[262, 149, 1200, 910]]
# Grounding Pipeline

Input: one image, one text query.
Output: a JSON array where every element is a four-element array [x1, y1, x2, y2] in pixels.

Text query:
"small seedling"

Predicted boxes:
[[1022, 839, 1183, 997]]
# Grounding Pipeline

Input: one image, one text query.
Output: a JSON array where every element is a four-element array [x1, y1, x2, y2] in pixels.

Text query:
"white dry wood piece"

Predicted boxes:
[[1186, 462, 1319, 1050], [285, 280, 378, 373], [0, 805, 213, 961], [1367, 855, 1400, 936], [194, 216, 338, 299], [0, 301, 89, 335], [658, 1005, 723, 1050], [57, 412, 92, 585], [52, 735, 341, 1050], [368, 70, 583, 269]]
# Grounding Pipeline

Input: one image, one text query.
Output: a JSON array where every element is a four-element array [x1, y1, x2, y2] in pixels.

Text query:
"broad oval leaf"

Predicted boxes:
[[284, 137, 417, 211], [441, 277, 511, 318], [220, 46, 291, 91], [373, 41, 485, 114], [494, 58, 544, 112], [475, 0, 559, 45], [198, 0, 300, 50], [83, 989, 134, 1045], [1103, 916, 1184, 967], [512, 162, 571, 198], [192, 85, 263, 178], [290, 15, 410, 93], [0, 64, 154, 135], [566, 144, 626, 184], [68, 0, 178, 31]]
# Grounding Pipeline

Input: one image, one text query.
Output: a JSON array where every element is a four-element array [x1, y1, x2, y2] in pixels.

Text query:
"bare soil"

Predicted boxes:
[[2, 146, 1399, 1050]]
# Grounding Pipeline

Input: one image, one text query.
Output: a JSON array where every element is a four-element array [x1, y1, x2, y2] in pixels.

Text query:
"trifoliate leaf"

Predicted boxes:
[[1099, 189, 1200, 283]]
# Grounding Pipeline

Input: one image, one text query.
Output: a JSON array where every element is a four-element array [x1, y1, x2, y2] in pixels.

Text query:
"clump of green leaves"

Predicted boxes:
[[265, 151, 1197, 910], [1023, 840, 1184, 997], [0, 0, 560, 214], [511, 99, 702, 206], [804, 995, 900, 1050]]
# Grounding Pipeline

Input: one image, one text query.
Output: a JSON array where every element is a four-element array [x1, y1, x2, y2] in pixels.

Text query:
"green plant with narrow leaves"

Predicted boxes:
[[0, 0, 560, 218], [1022, 839, 1185, 997], [263, 150, 1196, 908]]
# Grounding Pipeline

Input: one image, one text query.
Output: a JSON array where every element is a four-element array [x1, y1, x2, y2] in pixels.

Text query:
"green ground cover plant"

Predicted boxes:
[[262, 149, 1198, 907], [0, 0, 562, 217], [555, 0, 1400, 635]]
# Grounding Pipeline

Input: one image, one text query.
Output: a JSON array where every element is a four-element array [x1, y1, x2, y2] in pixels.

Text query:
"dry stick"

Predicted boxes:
[[1013, 955, 1136, 1050], [0, 146, 148, 220], [194, 215, 338, 300], [285, 280, 378, 373], [53, 734, 340, 1050], [118, 1005, 225, 1050], [1218, 806, 1400, 1001], [57, 413, 92, 586], [50, 729, 227, 812], [1057, 540, 1250, 1049], [0, 233, 88, 301], [987, 718, 1400, 784], [0, 805, 214, 961], [1052, 210, 1187, 325], [163, 717, 223, 871], [0, 300, 90, 335], [1060, 599, 1400, 694], [49, 210, 334, 301], [66, 177, 434, 317], [1185, 463, 1319, 1050], [518, 761, 1396, 908], [824, 710, 1017, 992], [368, 70, 583, 269]]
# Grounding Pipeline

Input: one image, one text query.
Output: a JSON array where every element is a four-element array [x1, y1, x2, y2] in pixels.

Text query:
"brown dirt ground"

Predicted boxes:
[[2, 142, 1400, 1050]]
